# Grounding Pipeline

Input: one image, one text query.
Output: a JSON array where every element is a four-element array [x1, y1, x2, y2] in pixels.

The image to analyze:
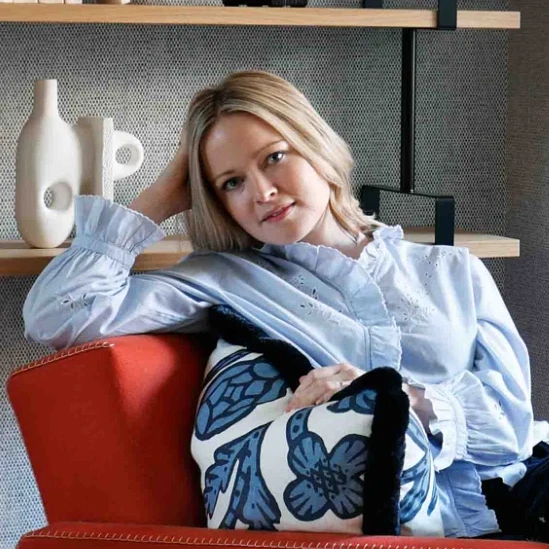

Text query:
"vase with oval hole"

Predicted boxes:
[[15, 79, 145, 249]]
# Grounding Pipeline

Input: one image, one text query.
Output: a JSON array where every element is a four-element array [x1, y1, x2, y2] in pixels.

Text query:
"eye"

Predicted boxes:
[[267, 151, 285, 164], [221, 177, 241, 192]]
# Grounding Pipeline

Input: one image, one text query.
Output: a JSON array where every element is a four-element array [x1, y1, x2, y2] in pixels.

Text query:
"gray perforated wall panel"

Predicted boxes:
[[1, 0, 512, 546], [507, 0, 549, 424]]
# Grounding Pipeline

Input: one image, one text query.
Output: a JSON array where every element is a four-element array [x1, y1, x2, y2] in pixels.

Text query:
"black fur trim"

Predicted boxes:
[[330, 367, 408, 535], [208, 305, 313, 391]]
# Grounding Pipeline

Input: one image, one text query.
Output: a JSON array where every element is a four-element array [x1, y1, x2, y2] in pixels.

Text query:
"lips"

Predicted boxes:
[[262, 203, 294, 222]]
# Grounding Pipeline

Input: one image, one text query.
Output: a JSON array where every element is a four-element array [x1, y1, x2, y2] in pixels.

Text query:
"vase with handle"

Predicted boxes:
[[76, 116, 144, 202]]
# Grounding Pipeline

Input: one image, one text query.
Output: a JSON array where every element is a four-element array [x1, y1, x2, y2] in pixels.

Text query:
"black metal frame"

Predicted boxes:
[[360, 0, 458, 245]]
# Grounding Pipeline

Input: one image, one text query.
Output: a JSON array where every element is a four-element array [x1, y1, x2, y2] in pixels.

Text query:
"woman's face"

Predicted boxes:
[[201, 112, 333, 246]]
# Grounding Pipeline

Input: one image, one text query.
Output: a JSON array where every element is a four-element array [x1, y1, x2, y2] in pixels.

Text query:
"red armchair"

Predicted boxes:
[[7, 334, 549, 549]]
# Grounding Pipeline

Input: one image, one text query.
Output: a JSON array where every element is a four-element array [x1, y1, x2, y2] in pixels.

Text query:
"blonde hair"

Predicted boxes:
[[180, 70, 381, 251]]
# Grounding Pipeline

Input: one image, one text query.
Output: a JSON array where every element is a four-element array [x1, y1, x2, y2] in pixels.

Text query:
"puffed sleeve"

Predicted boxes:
[[421, 254, 534, 471], [23, 195, 218, 351]]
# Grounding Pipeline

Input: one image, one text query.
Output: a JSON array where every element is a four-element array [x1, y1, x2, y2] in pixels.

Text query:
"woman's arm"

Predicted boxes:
[[128, 142, 190, 224], [23, 196, 217, 351], [413, 255, 534, 471], [23, 144, 217, 351]]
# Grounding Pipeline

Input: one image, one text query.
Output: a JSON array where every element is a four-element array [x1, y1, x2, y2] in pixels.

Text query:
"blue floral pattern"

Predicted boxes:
[[284, 408, 368, 521], [204, 425, 281, 530], [400, 413, 438, 522], [329, 388, 438, 524], [327, 389, 377, 415], [195, 350, 287, 441], [193, 344, 442, 535]]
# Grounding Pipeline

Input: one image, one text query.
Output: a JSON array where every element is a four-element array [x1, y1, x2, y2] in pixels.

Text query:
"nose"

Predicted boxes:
[[250, 172, 278, 203]]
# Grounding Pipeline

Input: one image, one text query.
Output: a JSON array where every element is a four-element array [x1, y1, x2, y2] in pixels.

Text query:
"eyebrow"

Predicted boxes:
[[212, 140, 286, 184]]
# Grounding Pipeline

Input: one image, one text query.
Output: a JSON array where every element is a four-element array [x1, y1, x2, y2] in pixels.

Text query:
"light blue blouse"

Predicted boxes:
[[23, 195, 548, 538]]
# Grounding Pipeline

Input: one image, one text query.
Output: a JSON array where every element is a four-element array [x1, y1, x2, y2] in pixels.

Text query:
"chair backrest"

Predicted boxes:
[[8, 333, 214, 527]]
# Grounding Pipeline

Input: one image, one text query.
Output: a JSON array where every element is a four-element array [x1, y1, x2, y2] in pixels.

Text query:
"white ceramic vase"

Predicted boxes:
[[76, 116, 144, 202], [15, 79, 145, 249], [16, 80, 82, 249]]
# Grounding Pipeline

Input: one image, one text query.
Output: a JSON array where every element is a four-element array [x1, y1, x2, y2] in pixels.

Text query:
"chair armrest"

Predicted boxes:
[[8, 334, 212, 527], [16, 522, 549, 549]]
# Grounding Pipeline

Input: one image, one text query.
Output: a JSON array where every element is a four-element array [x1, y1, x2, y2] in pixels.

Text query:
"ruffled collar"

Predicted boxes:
[[256, 225, 404, 333], [258, 224, 404, 260], [372, 224, 404, 242]]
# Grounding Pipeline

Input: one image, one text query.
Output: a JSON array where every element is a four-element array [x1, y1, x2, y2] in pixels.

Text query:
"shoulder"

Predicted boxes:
[[375, 225, 471, 271], [396, 239, 470, 264], [372, 227, 484, 300]]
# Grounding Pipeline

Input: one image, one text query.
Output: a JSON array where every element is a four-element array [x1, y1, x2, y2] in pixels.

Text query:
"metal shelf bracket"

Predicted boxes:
[[360, 186, 456, 246], [438, 0, 458, 30], [360, 0, 458, 245]]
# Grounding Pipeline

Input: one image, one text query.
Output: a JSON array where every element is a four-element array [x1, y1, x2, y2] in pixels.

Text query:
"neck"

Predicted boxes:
[[301, 210, 370, 259]]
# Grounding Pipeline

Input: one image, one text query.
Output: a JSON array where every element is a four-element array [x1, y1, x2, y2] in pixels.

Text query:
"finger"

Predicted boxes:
[[313, 379, 353, 406], [294, 364, 346, 393], [289, 379, 346, 411], [286, 388, 320, 412], [287, 382, 327, 411], [313, 391, 332, 406], [285, 395, 304, 413], [295, 364, 361, 395]]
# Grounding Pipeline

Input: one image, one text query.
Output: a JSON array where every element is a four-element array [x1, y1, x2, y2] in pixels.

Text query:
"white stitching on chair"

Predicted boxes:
[[19, 529, 468, 549], [10, 341, 115, 376]]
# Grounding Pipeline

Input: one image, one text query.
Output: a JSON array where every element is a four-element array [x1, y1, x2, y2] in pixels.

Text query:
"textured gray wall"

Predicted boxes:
[[1, 0, 511, 547], [506, 0, 549, 422]]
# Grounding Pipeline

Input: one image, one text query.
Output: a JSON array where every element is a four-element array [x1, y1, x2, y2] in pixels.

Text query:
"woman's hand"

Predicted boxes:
[[402, 383, 436, 434], [285, 367, 437, 434], [129, 134, 190, 224], [285, 363, 364, 412]]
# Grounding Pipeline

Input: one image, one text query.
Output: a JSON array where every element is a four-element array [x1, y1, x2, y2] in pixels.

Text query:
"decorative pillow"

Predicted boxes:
[[190, 305, 443, 537]]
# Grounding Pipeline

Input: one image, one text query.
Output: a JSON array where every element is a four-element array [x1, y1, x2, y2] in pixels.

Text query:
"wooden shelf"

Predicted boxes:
[[402, 228, 520, 258], [0, 229, 519, 277], [0, 6, 520, 29], [0, 235, 191, 276]]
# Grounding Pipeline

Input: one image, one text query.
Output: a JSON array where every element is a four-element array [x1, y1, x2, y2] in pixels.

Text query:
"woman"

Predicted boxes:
[[23, 70, 548, 540]]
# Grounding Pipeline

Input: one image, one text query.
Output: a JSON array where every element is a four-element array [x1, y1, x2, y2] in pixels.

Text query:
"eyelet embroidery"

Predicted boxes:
[[290, 275, 342, 325], [242, 256, 346, 326], [418, 250, 451, 287], [61, 293, 90, 311], [392, 277, 436, 325], [382, 249, 452, 326]]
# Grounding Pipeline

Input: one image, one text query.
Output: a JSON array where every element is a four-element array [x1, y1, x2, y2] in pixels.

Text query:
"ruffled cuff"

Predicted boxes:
[[424, 384, 468, 471], [368, 322, 402, 370], [73, 195, 167, 269], [436, 462, 500, 538]]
